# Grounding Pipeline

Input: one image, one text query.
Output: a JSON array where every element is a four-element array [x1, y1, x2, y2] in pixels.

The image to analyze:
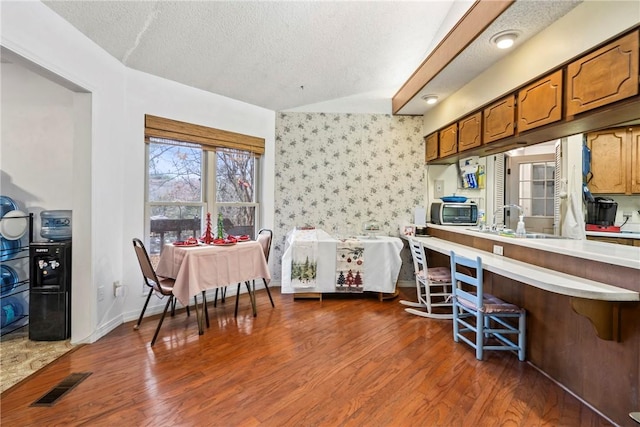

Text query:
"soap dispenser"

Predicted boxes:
[[515, 215, 526, 237]]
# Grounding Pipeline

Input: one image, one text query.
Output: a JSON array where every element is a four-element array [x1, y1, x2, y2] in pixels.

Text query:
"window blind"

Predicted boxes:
[[144, 114, 265, 155], [493, 153, 505, 225], [554, 140, 562, 235]]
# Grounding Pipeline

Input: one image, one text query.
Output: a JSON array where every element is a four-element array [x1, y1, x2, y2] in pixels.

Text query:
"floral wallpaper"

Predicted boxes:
[[273, 112, 425, 283]]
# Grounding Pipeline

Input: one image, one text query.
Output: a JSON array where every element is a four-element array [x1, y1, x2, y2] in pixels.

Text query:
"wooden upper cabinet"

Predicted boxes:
[[483, 95, 515, 143], [586, 127, 630, 194], [518, 70, 563, 132], [631, 127, 640, 194], [439, 123, 458, 158], [425, 133, 439, 162], [566, 30, 639, 116], [458, 112, 482, 151]]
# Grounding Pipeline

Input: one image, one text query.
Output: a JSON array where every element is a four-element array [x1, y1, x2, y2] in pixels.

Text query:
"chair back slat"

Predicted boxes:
[[257, 229, 273, 262], [450, 251, 483, 309], [408, 239, 426, 273]]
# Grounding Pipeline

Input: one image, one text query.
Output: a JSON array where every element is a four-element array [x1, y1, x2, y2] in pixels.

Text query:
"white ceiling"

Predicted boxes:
[[41, 1, 581, 115]]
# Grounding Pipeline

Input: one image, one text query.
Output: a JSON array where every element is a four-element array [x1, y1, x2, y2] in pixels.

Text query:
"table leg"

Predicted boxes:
[[193, 294, 203, 335], [245, 281, 257, 317], [201, 291, 210, 328]]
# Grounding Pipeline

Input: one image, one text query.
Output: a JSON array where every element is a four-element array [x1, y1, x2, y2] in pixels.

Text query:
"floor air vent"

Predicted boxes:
[[30, 372, 92, 407]]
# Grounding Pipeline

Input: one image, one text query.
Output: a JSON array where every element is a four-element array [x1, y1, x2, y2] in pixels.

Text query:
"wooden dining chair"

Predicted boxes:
[[400, 238, 453, 319], [132, 238, 200, 346], [234, 228, 275, 317], [450, 250, 526, 361]]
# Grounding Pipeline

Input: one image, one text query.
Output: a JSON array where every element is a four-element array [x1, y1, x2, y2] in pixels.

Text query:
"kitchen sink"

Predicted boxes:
[[522, 232, 563, 239]]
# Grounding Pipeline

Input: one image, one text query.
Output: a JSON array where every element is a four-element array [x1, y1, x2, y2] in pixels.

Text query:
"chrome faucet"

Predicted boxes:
[[491, 204, 524, 231]]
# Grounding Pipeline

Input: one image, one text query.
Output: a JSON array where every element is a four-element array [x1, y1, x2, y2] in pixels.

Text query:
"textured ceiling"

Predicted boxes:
[[42, 1, 580, 114], [399, 0, 582, 115]]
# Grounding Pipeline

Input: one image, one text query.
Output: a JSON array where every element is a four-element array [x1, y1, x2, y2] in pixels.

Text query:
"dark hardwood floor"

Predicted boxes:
[[1, 288, 612, 426]]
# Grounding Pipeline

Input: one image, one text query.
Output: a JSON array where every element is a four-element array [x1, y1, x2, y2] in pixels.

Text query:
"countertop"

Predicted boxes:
[[413, 235, 639, 301], [425, 224, 640, 270]]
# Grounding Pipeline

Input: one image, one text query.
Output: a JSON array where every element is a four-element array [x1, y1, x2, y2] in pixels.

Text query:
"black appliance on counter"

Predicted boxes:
[[29, 241, 71, 341], [585, 197, 619, 232]]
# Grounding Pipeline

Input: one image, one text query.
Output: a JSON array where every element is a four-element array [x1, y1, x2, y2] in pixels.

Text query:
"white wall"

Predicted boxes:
[[122, 69, 275, 322], [1, 1, 275, 343], [424, 160, 488, 220], [0, 63, 78, 314], [0, 64, 75, 220], [2, 1, 126, 342]]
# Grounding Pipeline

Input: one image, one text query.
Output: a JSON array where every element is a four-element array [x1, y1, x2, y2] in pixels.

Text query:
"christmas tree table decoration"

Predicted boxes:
[[201, 212, 215, 244], [217, 213, 225, 239]]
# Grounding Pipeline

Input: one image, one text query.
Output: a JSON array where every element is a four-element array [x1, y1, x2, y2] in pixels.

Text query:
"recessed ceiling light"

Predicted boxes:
[[491, 30, 520, 49], [421, 95, 438, 105]]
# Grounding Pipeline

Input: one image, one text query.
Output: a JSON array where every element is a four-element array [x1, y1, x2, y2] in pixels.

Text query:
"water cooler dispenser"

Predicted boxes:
[[29, 238, 72, 340]]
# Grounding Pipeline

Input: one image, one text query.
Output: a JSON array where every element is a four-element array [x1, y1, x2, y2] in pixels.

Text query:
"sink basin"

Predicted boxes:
[[466, 228, 500, 234], [523, 233, 557, 239]]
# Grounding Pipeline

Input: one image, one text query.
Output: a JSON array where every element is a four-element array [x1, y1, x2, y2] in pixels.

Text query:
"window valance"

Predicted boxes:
[[144, 114, 265, 155]]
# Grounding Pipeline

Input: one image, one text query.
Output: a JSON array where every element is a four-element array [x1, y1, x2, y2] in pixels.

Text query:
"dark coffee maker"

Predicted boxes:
[[586, 197, 618, 226]]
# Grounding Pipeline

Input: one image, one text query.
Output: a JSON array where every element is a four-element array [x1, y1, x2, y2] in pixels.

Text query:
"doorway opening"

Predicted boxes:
[[505, 142, 556, 234]]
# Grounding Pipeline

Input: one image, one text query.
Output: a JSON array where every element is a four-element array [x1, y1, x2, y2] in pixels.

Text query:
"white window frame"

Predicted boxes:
[[144, 140, 260, 250]]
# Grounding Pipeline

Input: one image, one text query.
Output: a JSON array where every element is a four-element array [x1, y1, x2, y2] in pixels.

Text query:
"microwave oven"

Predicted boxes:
[[430, 202, 478, 225]]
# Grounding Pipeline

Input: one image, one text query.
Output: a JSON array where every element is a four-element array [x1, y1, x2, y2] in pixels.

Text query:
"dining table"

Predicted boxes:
[[155, 240, 271, 333]]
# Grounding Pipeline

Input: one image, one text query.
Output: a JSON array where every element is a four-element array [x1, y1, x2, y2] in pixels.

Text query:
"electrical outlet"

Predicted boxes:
[[493, 245, 503, 256], [113, 281, 121, 297], [623, 211, 633, 219], [98, 286, 105, 301]]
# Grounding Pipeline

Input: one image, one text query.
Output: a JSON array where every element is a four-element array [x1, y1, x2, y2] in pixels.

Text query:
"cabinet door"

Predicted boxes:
[[518, 70, 563, 132], [632, 127, 640, 194], [425, 133, 438, 162], [458, 112, 482, 151], [439, 123, 457, 158], [566, 30, 639, 116], [586, 128, 628, 194], [483, 95, 515, 143]]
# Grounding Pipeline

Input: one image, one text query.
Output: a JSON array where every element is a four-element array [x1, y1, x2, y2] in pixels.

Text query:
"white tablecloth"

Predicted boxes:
[[281, 229, 403, 293]]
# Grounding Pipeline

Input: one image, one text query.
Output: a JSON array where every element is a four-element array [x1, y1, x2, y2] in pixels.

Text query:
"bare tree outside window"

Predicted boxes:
[[216, 149, 256, 238], [145, 139, 259, 254]]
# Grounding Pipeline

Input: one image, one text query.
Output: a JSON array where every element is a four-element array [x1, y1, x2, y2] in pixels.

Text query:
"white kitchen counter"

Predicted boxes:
[[413, 235, 639, 301], [426, 224, 640, 270]]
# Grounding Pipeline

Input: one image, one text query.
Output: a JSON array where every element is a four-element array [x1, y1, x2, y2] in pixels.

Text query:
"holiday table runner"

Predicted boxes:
[[335, 238, 365, 293], [291, 229, 318, 288]]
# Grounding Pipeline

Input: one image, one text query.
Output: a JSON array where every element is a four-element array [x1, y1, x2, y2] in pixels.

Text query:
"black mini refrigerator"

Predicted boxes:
[[29, 241, 72, 341]]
